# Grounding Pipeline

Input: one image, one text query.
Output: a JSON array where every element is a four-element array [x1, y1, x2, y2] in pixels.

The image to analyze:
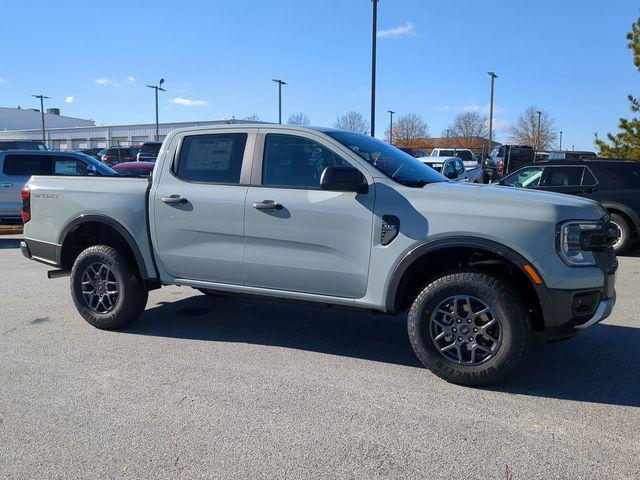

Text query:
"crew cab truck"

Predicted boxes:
[[20, 125, 618, 386]]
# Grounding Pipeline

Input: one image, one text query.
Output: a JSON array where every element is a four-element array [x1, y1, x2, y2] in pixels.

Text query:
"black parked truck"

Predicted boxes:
[[487, 145, 536, 180]]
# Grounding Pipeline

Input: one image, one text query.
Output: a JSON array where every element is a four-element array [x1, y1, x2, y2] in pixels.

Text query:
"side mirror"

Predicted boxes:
[[320, 166, 368, 194], [86, 164, 97, 176]]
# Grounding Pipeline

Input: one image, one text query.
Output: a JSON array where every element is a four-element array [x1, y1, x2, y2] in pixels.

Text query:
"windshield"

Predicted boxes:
[[326, 131, 446, 187], [141, 143, 161, 154]]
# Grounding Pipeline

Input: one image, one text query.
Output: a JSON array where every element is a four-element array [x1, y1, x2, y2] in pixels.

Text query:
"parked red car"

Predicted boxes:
[[112, 161, 155, 176]]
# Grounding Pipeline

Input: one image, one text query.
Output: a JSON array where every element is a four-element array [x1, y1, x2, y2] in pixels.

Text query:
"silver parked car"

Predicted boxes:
[[0, 150, 116, 221]]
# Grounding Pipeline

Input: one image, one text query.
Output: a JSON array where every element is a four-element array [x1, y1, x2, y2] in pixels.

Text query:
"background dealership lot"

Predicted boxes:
[[1, 235, 638, 479]]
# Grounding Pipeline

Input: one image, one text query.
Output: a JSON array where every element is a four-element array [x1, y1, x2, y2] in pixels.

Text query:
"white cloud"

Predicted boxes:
[[65, 96, 74, 104], [127, 76, 135, 83], [169, 97, 206, 106], [377, 22, 415, 39], [0, 77, 7, 84], [433, 105, 451, 112], [95, 78, 119, 87]]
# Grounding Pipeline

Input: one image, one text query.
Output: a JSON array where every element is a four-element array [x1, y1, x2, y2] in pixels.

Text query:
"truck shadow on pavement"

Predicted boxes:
[[126, 293, 640, 407]]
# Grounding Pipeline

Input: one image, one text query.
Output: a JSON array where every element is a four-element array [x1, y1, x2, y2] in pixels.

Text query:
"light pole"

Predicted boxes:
[[370, 0, 379, 137], [272, 79, 286, 124], [387, 110, 394, 144], [147, 79, 166, 141], [31, 94, 50, 146], [559, 130, 563, 150], [487, 72, 497, 162], [536, 110, 542, 150]]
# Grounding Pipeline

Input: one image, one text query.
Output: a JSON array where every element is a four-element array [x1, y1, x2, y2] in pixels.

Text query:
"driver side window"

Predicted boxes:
[[262, 134, 351, 189], [503, 167, 544, 188]]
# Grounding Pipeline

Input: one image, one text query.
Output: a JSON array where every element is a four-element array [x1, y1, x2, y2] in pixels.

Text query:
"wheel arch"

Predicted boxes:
[[385, 237, 553, 330], [58, 215, 152, 281]]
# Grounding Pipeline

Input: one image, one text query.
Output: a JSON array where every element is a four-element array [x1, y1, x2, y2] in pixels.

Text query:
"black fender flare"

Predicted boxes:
[[58, 214, 153, 280], [600, 202, 640, 232], [384, 236, 554, 325]]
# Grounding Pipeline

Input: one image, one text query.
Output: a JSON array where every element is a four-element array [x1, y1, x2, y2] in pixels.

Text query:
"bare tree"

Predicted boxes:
[[387, 113, 429, 146], [334, 111, 369, 134], [243, 113, 261, 121], [509, 106, 558, 150], [287, 112, 310, 126], [445, 111, 488, 148]]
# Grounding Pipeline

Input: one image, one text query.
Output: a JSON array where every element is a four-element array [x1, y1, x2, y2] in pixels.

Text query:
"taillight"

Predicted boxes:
[[21, 187, 30, 223], [498, 159, 504, 175]]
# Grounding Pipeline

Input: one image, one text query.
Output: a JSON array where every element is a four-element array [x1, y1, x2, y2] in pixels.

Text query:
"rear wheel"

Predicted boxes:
[[609, 213, 633, 255], [407, 272, 531, 386], [70, 245, 148, 330]]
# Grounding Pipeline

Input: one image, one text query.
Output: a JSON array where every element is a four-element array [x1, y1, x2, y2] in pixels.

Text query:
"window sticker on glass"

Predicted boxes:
[[55, 160, 78, 175]]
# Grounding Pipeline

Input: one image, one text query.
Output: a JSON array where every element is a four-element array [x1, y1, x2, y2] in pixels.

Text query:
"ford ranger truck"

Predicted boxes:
[[19, 124, 618, 386]]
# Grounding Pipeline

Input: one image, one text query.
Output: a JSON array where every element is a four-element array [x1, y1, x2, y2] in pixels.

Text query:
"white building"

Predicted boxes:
[[0, 107, 94, 131], [0, 118, 255, 150]]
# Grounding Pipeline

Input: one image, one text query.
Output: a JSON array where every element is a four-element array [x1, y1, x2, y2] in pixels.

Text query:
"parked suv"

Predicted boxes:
[[0, 151, 115, 221], [421, 156, 468, 182], [136, 141, 163, 162], [499, 158, 640, 254], [101, 147, 137, 166], [20, 125, 617, 386]]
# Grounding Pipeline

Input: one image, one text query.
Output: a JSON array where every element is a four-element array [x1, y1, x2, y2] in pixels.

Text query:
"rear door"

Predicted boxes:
[[0, 154, 52, 219], [540, 166, 588, 194], [152, 128, 256, 284], [243, 129, 375, 298]]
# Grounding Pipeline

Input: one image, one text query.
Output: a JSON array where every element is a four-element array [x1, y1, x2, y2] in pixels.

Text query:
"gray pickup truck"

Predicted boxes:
[[20, 124, 618, 386]]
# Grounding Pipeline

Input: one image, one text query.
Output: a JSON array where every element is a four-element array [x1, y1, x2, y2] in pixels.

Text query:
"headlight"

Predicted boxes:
[[556, 221, 599, 266]]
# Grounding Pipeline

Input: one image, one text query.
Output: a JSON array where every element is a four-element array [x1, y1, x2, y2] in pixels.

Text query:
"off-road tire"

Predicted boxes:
[[70, 245, 148, 330], [407, 272, 531, 386]]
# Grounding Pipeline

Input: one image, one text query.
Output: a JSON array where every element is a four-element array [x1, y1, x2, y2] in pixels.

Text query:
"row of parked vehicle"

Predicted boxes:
[[2, 137, 638, 254], [396, 144, 638, 254]]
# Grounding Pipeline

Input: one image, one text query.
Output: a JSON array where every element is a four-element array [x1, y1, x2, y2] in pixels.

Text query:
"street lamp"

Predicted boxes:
[[272, 79, 286, 124], [387, 110, 395, 144], [487, 72, 497, 163], [536, 110, 542, 150], [559, 130, 563, 151], [31, 94, 50, 146], [147, 79, 166, 141], [370, 0, 379, 137]]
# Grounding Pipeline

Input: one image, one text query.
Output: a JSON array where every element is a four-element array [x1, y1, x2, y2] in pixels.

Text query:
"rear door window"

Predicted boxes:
[[542, 166, 585, 187], [175, 133, 247, 184], [2, 154, 52, 175], [454, 159, 465, 176]]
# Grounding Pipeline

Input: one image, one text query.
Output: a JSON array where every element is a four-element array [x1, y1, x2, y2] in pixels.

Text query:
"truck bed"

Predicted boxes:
[[23, 175, 155, 276]]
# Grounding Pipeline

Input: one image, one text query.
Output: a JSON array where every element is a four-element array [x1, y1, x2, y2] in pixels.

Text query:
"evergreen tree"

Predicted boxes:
[[595, 16, 640, 159]]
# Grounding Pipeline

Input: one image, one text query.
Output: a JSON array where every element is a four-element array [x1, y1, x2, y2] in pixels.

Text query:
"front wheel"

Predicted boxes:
[[407, 272, 531, 386], [70, 245, 148, 330]]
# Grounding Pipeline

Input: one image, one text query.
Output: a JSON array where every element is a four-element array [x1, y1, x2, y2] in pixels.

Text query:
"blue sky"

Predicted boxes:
[[1, 0, 638, 149]]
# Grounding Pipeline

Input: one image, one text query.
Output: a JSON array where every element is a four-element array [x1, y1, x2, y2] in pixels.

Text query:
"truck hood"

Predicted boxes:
[[403, 181, 605, 223]]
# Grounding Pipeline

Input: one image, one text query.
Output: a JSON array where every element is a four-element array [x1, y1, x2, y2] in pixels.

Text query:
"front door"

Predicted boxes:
[[152, 129, 255, 284], [244, 130, 375, 298]]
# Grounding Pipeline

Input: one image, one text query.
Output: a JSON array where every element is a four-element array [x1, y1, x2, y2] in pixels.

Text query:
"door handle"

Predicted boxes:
[[252, 200, 283, 211], [0, 183, 13, 187], [161, 195, 188, 204]]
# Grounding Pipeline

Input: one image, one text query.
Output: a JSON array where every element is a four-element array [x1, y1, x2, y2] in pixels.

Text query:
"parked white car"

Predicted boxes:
[[430, 148, 477, 168]]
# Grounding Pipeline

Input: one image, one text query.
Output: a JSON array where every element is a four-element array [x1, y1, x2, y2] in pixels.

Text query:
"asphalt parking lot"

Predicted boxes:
[[0, 235, 639, 479]]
